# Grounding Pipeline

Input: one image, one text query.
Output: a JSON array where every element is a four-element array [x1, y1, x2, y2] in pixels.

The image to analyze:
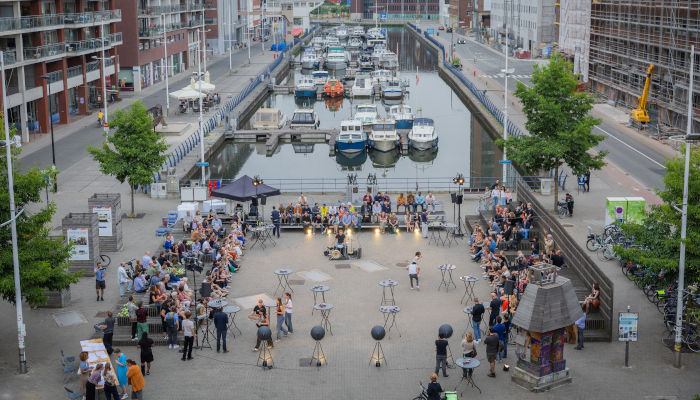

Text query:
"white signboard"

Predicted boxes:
[[92, 207, 113, 237], [67, 228, 90, 260], [618, 312, 638, 342]]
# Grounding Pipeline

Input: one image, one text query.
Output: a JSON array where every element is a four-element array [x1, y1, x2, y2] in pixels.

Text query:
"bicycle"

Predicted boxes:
[[596, 244, 616, 261], [475, 195, 489, 214], [661, 326, 700, 352], [96, 117, 103, 128], [557, 200, 569, 219], [99, 253, 111, 267], [586, 226, 606, 251]]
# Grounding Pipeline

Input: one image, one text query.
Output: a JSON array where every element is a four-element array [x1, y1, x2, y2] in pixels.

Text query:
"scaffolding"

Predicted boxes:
[[540, 3, 557, 43], [558, 0, 591, 82], [588, 0, 700, 132]]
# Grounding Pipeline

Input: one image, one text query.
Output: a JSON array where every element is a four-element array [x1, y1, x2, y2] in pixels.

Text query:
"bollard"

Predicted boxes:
[[474, 70, 476, 76]]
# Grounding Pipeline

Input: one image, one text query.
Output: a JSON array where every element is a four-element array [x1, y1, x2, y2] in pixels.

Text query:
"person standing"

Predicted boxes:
[[181, 311, 196, 360], [493, 316, 506, 361], [274, 297, 288, 341], [117, 262, 133, 297], [114, 348, 130, 400], [95, 261, 106, 301], [420, 210, 431, 239], [214, 307, 229, 353], [165, 306, 180, 349], [434, 333, 449, 378], [584, 167, 591, 192], [566, 193, 574, 218], [135, 301, 149, 342], [102, 363, 120, 400], [488, 292, 502, 327], [86, 363, 104, 400], [426, 373, 443, 400], [405, 262, 420, 290], [575, 304, 586, 350], [484, 327, 499, 377], [78, 352, 91, 399], [137, 332, 154, 375], [98, 310, 115, 351], [284, 293, 294, 334], [253, 308, 274, 351], [471, 298, 485, 343], [460, 332, 477, 379], [127, 296, 138, 341], [491, 185, 500, 210], [126, 359, 145, 400], [271, 206, 281, 238]]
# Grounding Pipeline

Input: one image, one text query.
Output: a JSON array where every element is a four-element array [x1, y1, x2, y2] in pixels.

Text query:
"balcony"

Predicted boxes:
[[23, 42, 65, 61], [188, 3, 205, 11], [67, 65, 83, 87], [0, 10, 121, 34], [187, 17, 204, 28], [46, 70, 63, 83], [140, 26, 164, 38], [2, 50, 16, 66], [64, 10, 121, 25], [65, 33, 122, 55], [139, 5, 188, 16], [205, 18, 217, 25], [0, 14, 63, 32]]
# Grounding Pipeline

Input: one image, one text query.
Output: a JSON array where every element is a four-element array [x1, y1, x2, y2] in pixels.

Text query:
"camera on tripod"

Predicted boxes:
[[185, 256, 203, 273]]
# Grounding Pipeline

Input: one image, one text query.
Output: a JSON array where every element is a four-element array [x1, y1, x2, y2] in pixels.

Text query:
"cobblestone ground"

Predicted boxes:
[[0, 188, 698, 400]]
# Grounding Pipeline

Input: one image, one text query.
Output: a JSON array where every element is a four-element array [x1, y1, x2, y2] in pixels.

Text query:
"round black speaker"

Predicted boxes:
[[439, 324, 453, 339], [371, 325, 386, 341], [257, 326, 272, 341], [311, 325, 325, 341]]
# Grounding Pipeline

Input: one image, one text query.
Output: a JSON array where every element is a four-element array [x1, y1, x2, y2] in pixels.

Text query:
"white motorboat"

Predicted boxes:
[[352, 77, 373, 98], [347, 36, 362, 49], [381, 77, 404, 100], [353, 26, 365, 36], [312, 70, 329, 87], [389, 104, 415, 129], [326, 47, 347, 69], [295, 76, 317, 98], [379, 51, 399, 70], [252, 108, 288, 130], [290, 108, 320, 129], [301, 47, 319, 69], [368, 118, 399, 152], [312, 36, 325, 49], [358, 51, 374, 70], [354, 103, 379, 129], [371, 69, 393, 85], [336, 26, 349, 40], [409, 118, 438, 150], [371, 44, 388, 61]]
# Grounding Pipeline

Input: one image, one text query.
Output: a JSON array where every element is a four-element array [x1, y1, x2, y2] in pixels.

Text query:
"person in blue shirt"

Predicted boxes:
[[351, 212, 362, 232], [134, 272, 147, 293], [492, 316, 506, 360], [415, 192, 426, 212], [95, 261, 106, 301], [374, 192, 384, 204], [490, 220, 500, 235], [381, 200, 391, 214], [575, 305, 586, 350], [488, 238, 497, 254], [163, 233, 173, 252], [211, 215, 223, 237], [213, 307, 229, 353], [271, 206, 281, 238], [341, 213, 352, 229]]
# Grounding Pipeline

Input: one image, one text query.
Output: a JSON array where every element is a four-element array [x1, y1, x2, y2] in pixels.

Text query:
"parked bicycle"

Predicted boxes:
[[99, 253, 111, 267], [661, 325, 700, 352], [557, 200, 569, 219]]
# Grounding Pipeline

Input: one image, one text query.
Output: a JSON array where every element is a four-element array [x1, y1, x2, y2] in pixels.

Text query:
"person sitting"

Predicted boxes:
[[388, 213, 399, 233], [149, 285, 166, 307], [583, 283, 600, 313], [415, 192, 426, 212], [298, 193, 308, 205], [330, 213, 340, 234], [341, 212, 352, 230], [531, 237, 540, 256], [320, 203, 328, 218], [426, 192, 437, 211], [507, 226, 524, 250], [211, 215, 223, 237], [404, 211, 414, 232], [379, 212, 388, 233], [489, 218, 500, 237], [312, 212, 324, 234], [382, 192, 391, 203], [302, 204, 312, 216], [157, 252, 173, 269], [293, 203, 303, 223], [374, 191, 384, 204], [406, 192, 417, 213], [382, 199, 392, 214], [332, 228, 347, 256], [301, 212, 312, 231], [164, 233, 174, 253], [361, 201, 372, 223], [312, 203, 320, 217], [279, 204, 287, 223], [351, 212, 362, 232], [321, 213, 330, 234], [191, 227, 206, 244], [328, 204, 338, 217], [551, 249, 565, 268], [372, 201, 382, 223], [363, 191, 373, 204], [286, 202, 294, 222], [134, 272, 147, 293], [396, 193, 407, 213]]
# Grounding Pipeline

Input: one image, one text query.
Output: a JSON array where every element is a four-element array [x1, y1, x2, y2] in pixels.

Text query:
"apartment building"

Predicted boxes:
[[471, 0, 490, 36], [0, 0, 122, 142], [490, 0, 555, 53], [352, 0, 441, 21], [446, 0, 472, 29], [588, 0, 699, 132], [115, 1, 217, 92]]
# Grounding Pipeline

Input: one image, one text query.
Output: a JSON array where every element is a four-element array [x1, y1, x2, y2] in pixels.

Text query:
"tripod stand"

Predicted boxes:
[[196, 304, 212, 350], [257, 343, 274, 370], [310, 340, 326, 367], [369, 340, 386, 366]]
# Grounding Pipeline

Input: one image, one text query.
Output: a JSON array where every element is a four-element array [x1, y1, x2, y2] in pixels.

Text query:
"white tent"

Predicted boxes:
[[169, 89, 206, 100], [184, 81, 216, 92]]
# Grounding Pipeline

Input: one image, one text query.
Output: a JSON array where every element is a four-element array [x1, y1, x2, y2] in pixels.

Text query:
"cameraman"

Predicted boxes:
[[95, 261, 106, 301]]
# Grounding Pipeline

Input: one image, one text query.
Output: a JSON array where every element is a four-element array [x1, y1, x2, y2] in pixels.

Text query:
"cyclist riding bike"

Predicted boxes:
[[97, 111, 104, 126]]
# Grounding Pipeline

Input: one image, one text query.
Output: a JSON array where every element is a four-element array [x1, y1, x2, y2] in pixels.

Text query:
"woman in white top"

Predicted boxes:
[[491, 187, 500, 210], [372, 202, 382, 222], [499, 186, 507, 206], [328, 204, 338, 216], [284, 293, 294, 333]]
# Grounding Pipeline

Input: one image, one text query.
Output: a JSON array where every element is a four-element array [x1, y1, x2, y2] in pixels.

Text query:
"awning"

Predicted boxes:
[[210, 175, 281, 202]]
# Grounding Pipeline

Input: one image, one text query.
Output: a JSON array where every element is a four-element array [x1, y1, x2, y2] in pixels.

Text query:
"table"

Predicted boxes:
[[262, 224, 277, 247], [429, 223, 445, 246], [207, 299, 228, 308], [443, 223, 459, 247], [248, 226, 267, 249], [455, 357, 481, 395], [379, 306, 401, 338], [313, 303, 334, 335], [438, 264, 457, 292], [310, 285, 330, 315], [274, 269, 294, 295], [263, 299, 277, 316], [378, 279, 398, 306], [222, 305, 242, 337], [460, 276, 478, 304], [79, 339, 111, 398]]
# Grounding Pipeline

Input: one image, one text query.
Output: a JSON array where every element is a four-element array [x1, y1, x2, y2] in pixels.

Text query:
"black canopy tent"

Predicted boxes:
[[210, 175, 280, 222]]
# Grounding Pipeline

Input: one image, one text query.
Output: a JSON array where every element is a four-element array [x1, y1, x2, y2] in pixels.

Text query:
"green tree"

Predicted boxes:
[[86, 100, 169, 216], [616, 146, 700, 287], [0, 121, 81, 306], [496, 54, 608, 210]]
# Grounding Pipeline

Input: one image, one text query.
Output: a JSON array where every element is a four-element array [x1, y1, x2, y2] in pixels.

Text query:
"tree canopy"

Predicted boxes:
[[616, 146, 700, 287], [86, 100, 169, 216], [496, 54, 607, 210], [0, 121, 81, 307]]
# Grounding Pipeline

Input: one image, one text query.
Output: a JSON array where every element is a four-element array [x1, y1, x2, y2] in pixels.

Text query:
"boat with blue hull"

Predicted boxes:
[[389, 104, 415, 129], [295, 76, 316, 98], [335, 120, 367, 154]]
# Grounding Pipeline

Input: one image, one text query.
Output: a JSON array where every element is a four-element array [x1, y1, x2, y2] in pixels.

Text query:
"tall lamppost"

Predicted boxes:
[[38, 74, 57, 192], [196, 29, 206, 186], [161, 15, 170, 116]]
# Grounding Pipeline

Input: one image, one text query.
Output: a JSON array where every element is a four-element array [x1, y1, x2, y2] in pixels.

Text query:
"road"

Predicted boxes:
[[19, 46, 264, 172], [420, 21, 669, 191]]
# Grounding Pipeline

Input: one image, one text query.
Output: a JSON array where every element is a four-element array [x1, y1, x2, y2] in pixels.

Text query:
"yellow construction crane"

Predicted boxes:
[[631, 64, 654, 123]]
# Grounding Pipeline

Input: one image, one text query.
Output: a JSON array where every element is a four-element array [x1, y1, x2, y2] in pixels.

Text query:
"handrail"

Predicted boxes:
[[23, 42, 66, 60], [67, 65, 82, 78], [2, 50, 16, 65], [86, 60, 100, 72], [46, 70, 63, 83]]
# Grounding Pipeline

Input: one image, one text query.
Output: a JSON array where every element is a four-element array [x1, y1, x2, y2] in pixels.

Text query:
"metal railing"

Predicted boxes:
[[188, 17, 204, 27], [0, 14, 63, 31], [2, 50, 16, 65], [105, 57, 115, 68], [65, 36, 115, 53], [204, 18, 217, 25], [67, 65, 82, 78], [110, 32, 123, 44], [187, 3, 205, 11], [46, 70, 63, 83], [140, 26, 164, 37], [23, 42, 65, 60], [86, 60, 100, 72]]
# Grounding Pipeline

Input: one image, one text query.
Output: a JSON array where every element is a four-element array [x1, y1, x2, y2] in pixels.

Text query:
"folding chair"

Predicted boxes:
[[60, 359, 76, 383], [64, 387, 83, 399], [60, 350, 75, 365]]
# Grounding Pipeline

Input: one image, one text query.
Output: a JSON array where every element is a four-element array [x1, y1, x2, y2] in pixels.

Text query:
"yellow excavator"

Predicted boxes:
[[631, 64, 654, 123]]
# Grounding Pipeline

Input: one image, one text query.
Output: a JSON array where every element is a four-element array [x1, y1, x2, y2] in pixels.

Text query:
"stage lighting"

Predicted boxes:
[[310, 326, 326, 367], [307, 229, 311, 234], [503, 364, 510, 371], [375, 228, 379, 234]]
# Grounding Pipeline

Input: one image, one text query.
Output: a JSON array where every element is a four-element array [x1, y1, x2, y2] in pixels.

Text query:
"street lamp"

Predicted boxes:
[[38, 74, 57, 192], [1, 50, 28, 374], [196, 29, 208, 186], [161, 15, 170, 116]]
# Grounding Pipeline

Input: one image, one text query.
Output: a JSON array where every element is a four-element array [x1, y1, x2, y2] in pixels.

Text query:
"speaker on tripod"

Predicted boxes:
[[200, 282, 211, 298], [310, 326, 326, 367], [439, 324, 456, 368], [503, 280, 514, 296], [369, 326, 386, 367], [256, 326, 274, 370]]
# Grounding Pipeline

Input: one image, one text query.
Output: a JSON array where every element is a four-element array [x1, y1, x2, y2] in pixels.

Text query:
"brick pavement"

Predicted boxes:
[[0, 190, 697, 399]]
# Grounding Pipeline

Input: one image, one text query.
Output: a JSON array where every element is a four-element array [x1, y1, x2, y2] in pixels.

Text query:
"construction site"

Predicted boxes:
[[560, 0, 700, 135]]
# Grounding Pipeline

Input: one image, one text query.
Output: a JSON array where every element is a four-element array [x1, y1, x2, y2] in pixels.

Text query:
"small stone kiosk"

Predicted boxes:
[[511, 264, 584, 392], [61, 212, 101, 276], [87, 193, 123, 252]]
